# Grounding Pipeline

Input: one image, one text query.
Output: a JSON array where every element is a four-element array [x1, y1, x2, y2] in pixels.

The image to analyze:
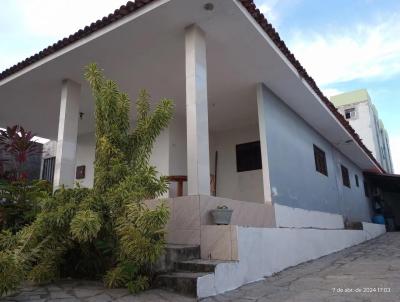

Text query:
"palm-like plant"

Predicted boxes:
[[0, 125, 41, 180], [0, 63, 173, 296]]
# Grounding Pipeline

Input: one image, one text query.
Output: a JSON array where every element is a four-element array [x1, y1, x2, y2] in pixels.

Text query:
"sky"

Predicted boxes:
[[0, 0, 399, 172]]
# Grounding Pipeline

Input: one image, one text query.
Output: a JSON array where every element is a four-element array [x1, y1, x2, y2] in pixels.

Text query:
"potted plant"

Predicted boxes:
[[210, 205, 233, 225]]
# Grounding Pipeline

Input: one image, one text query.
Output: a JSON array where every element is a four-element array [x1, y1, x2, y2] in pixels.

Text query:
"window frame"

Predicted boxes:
[[313, 144, 328, 176], [236, 141, 262, 173], [341, 165, 351, 188], [364, 181, 370, 197], [344, 107, 356, 120]]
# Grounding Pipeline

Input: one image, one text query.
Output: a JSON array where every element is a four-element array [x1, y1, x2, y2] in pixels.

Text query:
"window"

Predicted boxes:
[[236, 141, 262, 172], [355, 174, 359, 187], [341, 165, 350, 188], [313, 145, 328, 176], [364, 181, 370, 197], [42, 157, 56, 184], [344, 108, 356, 119]]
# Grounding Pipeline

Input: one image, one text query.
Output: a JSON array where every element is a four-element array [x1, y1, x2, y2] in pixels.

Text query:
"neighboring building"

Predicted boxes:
[[331, 89, 394, 173], [0, 0, 386, 297]]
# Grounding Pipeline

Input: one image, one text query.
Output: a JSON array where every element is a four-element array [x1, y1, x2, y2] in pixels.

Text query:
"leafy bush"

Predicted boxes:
[[0, 174, 51, 233], [0, 125, 49, 233], [0, 63, 173, 296]]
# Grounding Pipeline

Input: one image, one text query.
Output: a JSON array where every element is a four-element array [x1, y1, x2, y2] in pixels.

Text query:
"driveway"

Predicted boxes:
[[2, 233, 399, 302]]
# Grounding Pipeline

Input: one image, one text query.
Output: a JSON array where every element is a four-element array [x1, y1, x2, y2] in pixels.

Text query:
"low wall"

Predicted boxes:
[[274, 203, 345, 229], [145, 195, 275, 246], [197, 223, 386, 298]]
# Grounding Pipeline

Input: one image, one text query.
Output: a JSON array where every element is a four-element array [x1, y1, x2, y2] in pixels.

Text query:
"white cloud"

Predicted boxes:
[[289, 15, 400, 86], [322, 88, 343, 98], [257, 0, 280, 24], [15, 0, 127, 39], [389, 134, 400, 174]]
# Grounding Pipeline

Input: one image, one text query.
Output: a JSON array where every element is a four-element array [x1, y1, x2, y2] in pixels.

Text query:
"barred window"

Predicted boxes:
[[313, 145, 328, 176]]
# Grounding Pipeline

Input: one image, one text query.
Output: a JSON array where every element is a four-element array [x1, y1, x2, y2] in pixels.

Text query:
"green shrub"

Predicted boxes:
[[0, 63, 173, 296], [0, 179, 51, 233]]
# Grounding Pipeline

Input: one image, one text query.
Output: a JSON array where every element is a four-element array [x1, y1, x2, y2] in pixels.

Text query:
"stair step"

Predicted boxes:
[[155, 244, 200, 273], [176, 259, 228, 273], [155, 272, 211, 297]]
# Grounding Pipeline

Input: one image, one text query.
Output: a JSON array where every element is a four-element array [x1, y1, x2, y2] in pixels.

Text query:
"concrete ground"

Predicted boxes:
[[2, 233, 399, 302]]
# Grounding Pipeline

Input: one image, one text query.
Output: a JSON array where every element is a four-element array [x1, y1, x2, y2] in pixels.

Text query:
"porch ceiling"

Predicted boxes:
[[0, 0, 380, 172]]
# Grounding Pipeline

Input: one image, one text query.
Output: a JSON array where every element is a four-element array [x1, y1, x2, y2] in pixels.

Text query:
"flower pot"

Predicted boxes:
[[210, 208, 233, 225]]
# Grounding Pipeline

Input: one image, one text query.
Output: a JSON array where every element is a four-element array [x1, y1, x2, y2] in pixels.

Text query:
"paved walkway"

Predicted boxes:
[[2, 233, 399, 302]]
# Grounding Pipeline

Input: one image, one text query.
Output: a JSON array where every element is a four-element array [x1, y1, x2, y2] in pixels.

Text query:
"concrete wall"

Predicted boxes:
[[337, 101, 380, 161], [197, 223, 386, 298], [274, 203, 344, 229], [144, 195, 276, 246], [210, 125, 264, 203], [75, 133, 95, 187], [336, 101, 393, 173], [259, 86, 372, 222], [73, 127, 171, 189], [72, 115, 264, 204]]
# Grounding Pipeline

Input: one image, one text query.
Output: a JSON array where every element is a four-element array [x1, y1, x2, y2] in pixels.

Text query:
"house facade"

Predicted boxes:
[[331, 89, 394, 173], [0, 0, 386, 297]]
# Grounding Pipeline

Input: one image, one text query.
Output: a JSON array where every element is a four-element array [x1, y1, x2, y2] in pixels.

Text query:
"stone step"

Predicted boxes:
[[155, 244, 200, 272], [155, 272, 211, 297], [176, 259, 228, 273]]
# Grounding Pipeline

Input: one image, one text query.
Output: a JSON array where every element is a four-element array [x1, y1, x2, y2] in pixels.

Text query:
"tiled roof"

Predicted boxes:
[[0, 0, 384, 172], [0, 0, 157, 82]]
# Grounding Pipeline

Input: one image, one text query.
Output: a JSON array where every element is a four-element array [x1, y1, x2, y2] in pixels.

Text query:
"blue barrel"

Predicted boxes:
[[372, 215, 385, 225]]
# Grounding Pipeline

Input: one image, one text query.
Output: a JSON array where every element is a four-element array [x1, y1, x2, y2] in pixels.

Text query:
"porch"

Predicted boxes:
[[1, 1, 277, 206]]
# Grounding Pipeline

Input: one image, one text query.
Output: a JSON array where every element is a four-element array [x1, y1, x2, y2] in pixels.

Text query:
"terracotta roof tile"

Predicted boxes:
[[0, 0, 384, 172]]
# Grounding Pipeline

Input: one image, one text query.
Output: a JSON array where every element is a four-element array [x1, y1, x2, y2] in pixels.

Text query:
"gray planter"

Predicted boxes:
[[210, 208, 233, 225]]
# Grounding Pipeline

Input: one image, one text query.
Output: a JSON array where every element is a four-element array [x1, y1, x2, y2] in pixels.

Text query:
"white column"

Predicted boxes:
[[185, 25, 210, 195], [53, 80, 80, 189], [256, 83, 272, 203]]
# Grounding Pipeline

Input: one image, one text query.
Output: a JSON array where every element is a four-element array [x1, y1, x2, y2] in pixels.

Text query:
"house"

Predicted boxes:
[[0, 0, 386, 297], [331, 89, 394, 173]]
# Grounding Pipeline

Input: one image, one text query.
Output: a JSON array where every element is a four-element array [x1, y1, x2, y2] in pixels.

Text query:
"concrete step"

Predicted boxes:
[[155, 244, 200, 272], [176, 259, 228, 273], [155, 271, 211, 297]]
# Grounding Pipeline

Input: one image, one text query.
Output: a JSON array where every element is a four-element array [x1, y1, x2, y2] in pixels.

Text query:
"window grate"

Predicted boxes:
[[42, 157, 55, 184], [313, 145, 328, 176]]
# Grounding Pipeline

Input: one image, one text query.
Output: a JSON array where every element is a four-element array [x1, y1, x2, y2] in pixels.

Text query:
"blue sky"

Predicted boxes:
[[0, 0, 399, 171], [254, 0, 400, 172]]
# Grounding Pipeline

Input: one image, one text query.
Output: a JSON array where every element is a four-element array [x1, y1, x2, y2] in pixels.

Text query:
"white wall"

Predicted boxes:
[[75, 133, 95, 188], [197, 224, 386, 298], [74, 127, 171, 189], [274, 203, 344, 229], [168, 114, 188, 197], [210, 124, 264, 203], [337, 101, 380, 161]]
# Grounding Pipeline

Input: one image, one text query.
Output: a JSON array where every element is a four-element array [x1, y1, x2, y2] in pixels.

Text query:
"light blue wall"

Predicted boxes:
[[260, 85, 372, 222]]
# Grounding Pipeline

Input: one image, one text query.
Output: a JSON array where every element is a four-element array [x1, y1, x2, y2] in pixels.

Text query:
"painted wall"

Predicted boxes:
[[168, 114, 188, 197], [274, 203, 344, 229], [336, 101, 393, 173], [75, 133, 95, 188], [71, 115, 263, 204], [337, 101, 380, 161], [210, 125, 264, 203], [259, 85, 372, 222], [197, 223, 386, 298], [73, 127, 171, 189]]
